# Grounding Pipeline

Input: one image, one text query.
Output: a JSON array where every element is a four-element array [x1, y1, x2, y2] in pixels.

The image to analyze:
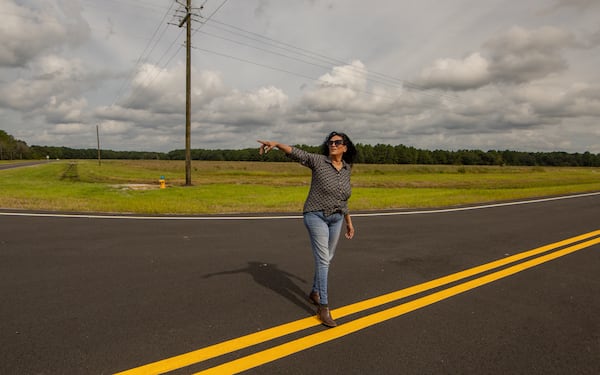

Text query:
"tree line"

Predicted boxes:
[[30, 144, 600, 167], [2, 130, 600, 166]]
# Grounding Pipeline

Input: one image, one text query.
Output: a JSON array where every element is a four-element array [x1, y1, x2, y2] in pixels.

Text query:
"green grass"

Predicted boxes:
[[1, 160, 599, 214]]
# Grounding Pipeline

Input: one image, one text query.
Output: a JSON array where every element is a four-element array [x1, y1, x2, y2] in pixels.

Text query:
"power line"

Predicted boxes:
[[190, 45, 421, 103], [200, 18, 458, 101], [111, 1, 177, 105], [188, 37, 455, 103], [102, 0, 457, 127], [192, 28, 445, 99], [94, 0, 179, 158], [132, 0, 229, 92], [111, 0, 455, 110]]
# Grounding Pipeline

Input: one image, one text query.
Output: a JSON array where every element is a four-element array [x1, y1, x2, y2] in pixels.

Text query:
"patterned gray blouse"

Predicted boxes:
[[288, 147, 352, 216]]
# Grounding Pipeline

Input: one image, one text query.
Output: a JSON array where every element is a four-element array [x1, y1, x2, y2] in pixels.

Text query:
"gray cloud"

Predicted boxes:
[[0, 55, 87, 112], [0, 0, 90, 67], [543, 0, 600, 13], [418, 26, 578, 90], [485, 26, 576, 84]]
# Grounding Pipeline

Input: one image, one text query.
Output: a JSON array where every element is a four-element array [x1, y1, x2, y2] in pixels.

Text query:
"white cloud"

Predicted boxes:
[[300, 61, 372, 112], [208, 86, 288, 126], [97, 120, 133, 135], [418, 53, 491, 90], [52, 123, 88, 135], [318, 60, 368, 91]]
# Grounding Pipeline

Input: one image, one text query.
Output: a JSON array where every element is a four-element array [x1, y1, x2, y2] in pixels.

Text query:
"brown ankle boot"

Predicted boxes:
[[308, 291, 320, 305], [317, 305, 337, 328]]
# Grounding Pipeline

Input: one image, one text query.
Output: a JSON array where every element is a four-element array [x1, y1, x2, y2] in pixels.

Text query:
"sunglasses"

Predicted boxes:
[[327, 139, 345, 146]]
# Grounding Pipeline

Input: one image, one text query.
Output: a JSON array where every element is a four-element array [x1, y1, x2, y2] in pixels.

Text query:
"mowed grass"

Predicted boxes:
[[1, 160, 599, 214]]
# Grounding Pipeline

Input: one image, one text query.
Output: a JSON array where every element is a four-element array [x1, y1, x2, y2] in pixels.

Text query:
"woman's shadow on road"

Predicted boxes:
[[203, 261, 315, 315]]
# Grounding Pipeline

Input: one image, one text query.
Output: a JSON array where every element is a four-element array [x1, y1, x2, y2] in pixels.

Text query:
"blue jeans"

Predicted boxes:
[[303, 211, 344, 306]]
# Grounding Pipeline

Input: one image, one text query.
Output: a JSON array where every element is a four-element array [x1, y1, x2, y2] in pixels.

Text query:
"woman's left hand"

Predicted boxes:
[[345, 220, 355, 239]]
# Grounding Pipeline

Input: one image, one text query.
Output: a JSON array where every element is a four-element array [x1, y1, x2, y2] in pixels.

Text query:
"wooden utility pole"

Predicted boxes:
[[179, 0, 192, 185], [96, 124, 101, 166]]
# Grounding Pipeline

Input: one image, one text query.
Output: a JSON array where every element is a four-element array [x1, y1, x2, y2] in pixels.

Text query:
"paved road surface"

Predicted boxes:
[[0, 161, 53, 170], [1, 193, 599, 374]]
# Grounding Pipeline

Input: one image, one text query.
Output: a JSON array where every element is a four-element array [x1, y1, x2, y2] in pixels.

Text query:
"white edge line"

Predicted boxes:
[[0, 191, 599, 221], [353, 191, 600, 217]]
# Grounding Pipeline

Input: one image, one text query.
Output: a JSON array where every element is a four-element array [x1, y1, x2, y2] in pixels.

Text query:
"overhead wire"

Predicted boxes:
[[82, 0, 182, 142], [190, 45, 408, 103], [191, 0, 229, 37], [191, 27, 454, 103], [111, 0, 177, 105], [197, 17, 459, 102], [126, 0, 228, 97], [7, 1, 456, 105], [108, 0, 456, 111]]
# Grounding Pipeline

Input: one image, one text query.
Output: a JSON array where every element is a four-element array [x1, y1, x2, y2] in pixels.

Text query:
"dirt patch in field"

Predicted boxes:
[[112, 184, 160, 190]]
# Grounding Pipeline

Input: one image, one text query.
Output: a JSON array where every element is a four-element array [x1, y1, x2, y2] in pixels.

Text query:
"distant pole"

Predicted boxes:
[[96, 124, 101, 166]]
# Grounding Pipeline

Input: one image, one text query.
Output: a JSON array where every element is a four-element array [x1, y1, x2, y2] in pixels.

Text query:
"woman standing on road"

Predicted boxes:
[[258, 131, 357, 327]]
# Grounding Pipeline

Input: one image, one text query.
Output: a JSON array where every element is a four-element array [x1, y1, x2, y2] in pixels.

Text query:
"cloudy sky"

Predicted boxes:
[[1, 0, 599, 153]]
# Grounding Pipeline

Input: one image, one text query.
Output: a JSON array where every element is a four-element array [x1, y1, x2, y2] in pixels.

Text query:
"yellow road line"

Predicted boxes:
[[195, 236, 600, 375], [114, 230, 600, 375]]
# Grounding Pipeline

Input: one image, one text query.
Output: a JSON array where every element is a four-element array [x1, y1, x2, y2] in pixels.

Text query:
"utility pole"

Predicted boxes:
[[179, 0, 192, 186], [96, 124, 101, 166]]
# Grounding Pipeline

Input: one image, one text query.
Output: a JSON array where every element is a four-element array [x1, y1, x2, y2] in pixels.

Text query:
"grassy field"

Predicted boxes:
[[1, 159, 599, 214]]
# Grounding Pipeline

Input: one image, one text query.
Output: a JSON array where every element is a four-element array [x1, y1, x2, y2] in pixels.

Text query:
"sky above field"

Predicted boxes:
[[1, 0, 599, 153]]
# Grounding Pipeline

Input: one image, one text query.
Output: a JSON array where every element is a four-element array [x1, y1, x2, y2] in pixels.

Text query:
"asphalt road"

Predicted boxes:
[[0, 161, 53, 170], [1, 193, 599, 375]]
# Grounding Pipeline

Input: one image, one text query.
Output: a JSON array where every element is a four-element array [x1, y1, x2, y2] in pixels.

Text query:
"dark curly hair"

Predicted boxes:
[[320, 131, 357, 165]]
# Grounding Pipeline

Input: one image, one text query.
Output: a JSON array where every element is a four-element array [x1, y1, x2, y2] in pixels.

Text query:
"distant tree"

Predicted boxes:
[[431, 149, 450, 164], [0, 129, 32, 159]]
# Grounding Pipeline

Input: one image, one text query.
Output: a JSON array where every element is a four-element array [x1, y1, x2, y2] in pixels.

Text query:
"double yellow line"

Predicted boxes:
[[115, 230, 600, 375]]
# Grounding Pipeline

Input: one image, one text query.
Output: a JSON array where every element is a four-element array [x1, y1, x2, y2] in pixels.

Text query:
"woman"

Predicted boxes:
[[258, 132, 356, 327]]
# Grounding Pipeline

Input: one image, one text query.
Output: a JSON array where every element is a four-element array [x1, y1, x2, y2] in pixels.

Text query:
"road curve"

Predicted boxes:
[[1, 193, 598, 374], [0, 160, 53, 170]]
